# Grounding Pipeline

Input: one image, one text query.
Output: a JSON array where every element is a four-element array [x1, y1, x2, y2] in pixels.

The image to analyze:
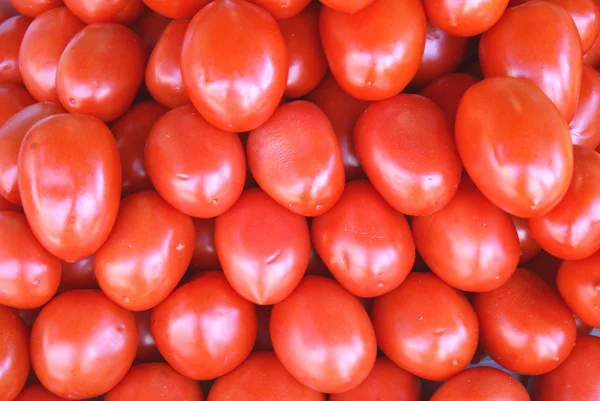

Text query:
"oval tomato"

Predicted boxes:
[[570, 64, 600, 149], [13, 384, 69, 401], [247, 0, 310, 19], [9, 0, 62, 17], [419, 73, 479, 124], [0, 194, 20, 211], [318, 0, 374, 13], [0, 16, 31, 85], [0, 305, 29, 401], [190, 218, 220, 272], [423, 0, 508, 37], [557, 253, 600, 328], [511, 215, 541, 264], [0, 84, 35, 126], [131, 9, 170, 53], [58, 256, 96, 293], [142, 0, 210, 19], [62, 0, 145, 23]]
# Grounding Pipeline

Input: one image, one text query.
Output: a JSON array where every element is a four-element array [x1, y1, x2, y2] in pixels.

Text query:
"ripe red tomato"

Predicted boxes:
[[9, 0, 62, 17], [355, 94, 462, 216], [131, 9, 170, 53], [0, 194, 20, 211], [570, 64, 600, 149], [247, 101, 345, 217], [134, 310, 162, 364], [181, 0, 288, 132], [30, 290, 138, 399], [190, 218, 220, 272], [511, 215, 541, 264], [318, 0, 374, 13], [18, 113, 121, 262], [455, 76, 573, 218], [58, 256, 97, 293], [151, 271, 257, 380], [420, 73, 479, 124], [372, 272, 479, 381], [0, 16, 31, 85], [142, 0, 210, 18], [0, 84, 34, 126], [247, 0, 310, 19], [474, 269, 576, 375], [208, 352, 325, 401], [146, 105, 246, 218], [423, 0, 508, 37], [557, 253, 600, 328], [311, 180, 415, 297], [0, 0, 17, 23], [0, 305, 29, 401], [320, 0, 426, 101], [62, 0, 145, 23], [479, 2, 582, 122], [13, 384, 69, 401]]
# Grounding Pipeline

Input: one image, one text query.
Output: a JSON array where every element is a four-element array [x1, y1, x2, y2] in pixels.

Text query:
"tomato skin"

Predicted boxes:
[[311, 180, 415, 297], [62, 0, 145, 24], [0, 195, 20, 211], [18, 113, 121, 262], [247, 101, 345, 217], [247, 0, 311, 19], [372, 272, 479, 381], [270, 276, 377, 393], [570, 64, 600, 149], [423, 0, 508, 37], [0, 0, 17, 23], [58, 256, 97, 293], [0, 305, 29, 401], [30, 290, 138, 399], [557, 253, 600, 328], [181, 0, 288, 132], [455, 76, 573, 218], [320, 0, 426, 101], [190, 218, 220, 272], [13, 384, 69, 401], [0, 84, 35, 127], [585, 28, 600, 66], [142, 0, 211, 19], [134, 310, 162, 364], [151, 272, 257, 380], [474, 269, 576, 375], [0, 16, 32, 85], [9, 0, 62, 17], [318, 0, 374, 13], [511, 215, 541, 264], [355, 94, 461, 216], [419, 73, 479, 124]]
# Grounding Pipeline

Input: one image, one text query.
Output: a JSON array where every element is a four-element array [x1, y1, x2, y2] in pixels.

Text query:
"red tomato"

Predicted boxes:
[[106, 363, 203, 401], [146, 105, 246, 218], [146, 20, 189, 109], [254, 305, 273, 351], [151, 271, 257, 380], [372, 272, 479, 381], [112, 101, 168, 196], [0, 84, 35, 127], [58, 256, 97, 293], [247, 101, 345, 217], [18, 113, 121, 262], [0, 194, 20, 211], [479, 2, 582, 122], [0, 0, 17, 23], [9, 0, 62, 17], [320, 0, 426, 101], [355, 94, 462, 216], [131, 9, 170, 53], [181, 0, 288, 132], [423, 0, 508, 37], [557, 253, 600, 328], [512, 215, 541, 264], [13, 384, 69, 401], [318, 0, 374, 13], [142, 0, 210, 19], [420, 73, 479, 124], [190, 218, 220, 272], [94, 191, 195, 311], [0, 305, 29, 401], [455, 76, 573, 218], [56, 23, 147, 122], [208, 352, 325, 401], [474, 269, 576, 375], [0, 16, 32, 85], [247, 0, 310, 19], [584, 28, 600, 66], [62, 0, 145, 23], [134, 310, 162, 364], [270, 276, 377, 393], [570, 64, 600, 148], [305, 247, 331, 277], [30, 290, 137, 399], [215, 188, 310, 305], [311, 180, 415, 297]]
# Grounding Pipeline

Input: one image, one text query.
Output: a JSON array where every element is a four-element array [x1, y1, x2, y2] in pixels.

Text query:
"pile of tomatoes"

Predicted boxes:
[[1, 0, 600, 399]]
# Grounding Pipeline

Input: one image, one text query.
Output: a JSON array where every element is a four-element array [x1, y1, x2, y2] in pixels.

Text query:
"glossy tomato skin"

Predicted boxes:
[[474, 269, 577, 375], [0, 84, 35, 126], [570, 65, 600, 149], [420, 72, 479, 124], [181, 0, 288, 132], [423, 0, 508, 37], [56, 23, 147, 122], [62, 0, 145, 23], [512, 215, 541, 264], [247, 101, 345, 217], [372, 272, 479, 381], [208, 352, 325, 401], [190, 218, 220, 272], [271, 276, 377, 393], [13, 384, 69, 401], [455, 76, 573, 218], [131, 9, 170, 53], [355, 94, 461, 216], [479, 2, 582, 122], [247, 0, 310, 19], [151, 272, 257, 380], [318, 0, 374, 13], [320, 0, 426, 101], [585, 29, 600, 66], [557, 253, 600, 328], [311, 180, 415, 297], [0, 305, 29, 401], [30, 290, 138, 399], [9, 0, 62, 17], [18, 113, 121, 262], [0, 16, 32, 85], [58, 256, 96, 293], [142, 0, 211, 18], [146, 105, 246, 218], [134, 310, 162, 364], [0, 195, 20, 211]]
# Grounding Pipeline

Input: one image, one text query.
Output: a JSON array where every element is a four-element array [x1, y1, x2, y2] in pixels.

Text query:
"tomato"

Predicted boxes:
[[62, 0, 145, 24], [0, 305, 29, 401], [455, 76, 573, 217], [18, 113, 121, 262], [420, 73, 479, 124], [146, 20, 189, 109], [585, 28, 600, 66], [112, 101, 168, 196], [474, 268, 576, 375], [208, 352, 325, 401], [425, 0, 508, 37], [181, 0, 288, 132], [318, 0, 374, 13], [30, 290, 137, 399], [512, 215, 541, 264], [13, 384, 69, 401], [0, 102, 64, 204], [190, 218, 219, 272], [479, 2, 582, 122], [430, 367, 530, 401], [151, 271, 257, 380], [329, 357, 420, 401], [557, 253, 600, 328], [58, 256, 97, 293], [134, 310, 162, 364], [131, 9, 170, 53], [254, 305, 273, 351], [247, 101, 345, 217], [146, 105, 246, 218], [270, 276, 376, 393], [355, 94, 461, 216], [0, 194, 20, 211], [311, 180, 415, 297], [320, 0, 426, 101], [521, 250, 562, 289], [142, 0, 210, 18], [56, 23, 147, 122], [305, 247, 331, 277], [215, 188, 310, 305], [9, 0, 63, 17], [372, 272, 479, 381], [570, 64, 600, 149], [305, 73, 368, 182], [0, 84, 35, 127], [0, 0, 17, 23], [0, 16, 32, 85], [247, 0, 310, 19]]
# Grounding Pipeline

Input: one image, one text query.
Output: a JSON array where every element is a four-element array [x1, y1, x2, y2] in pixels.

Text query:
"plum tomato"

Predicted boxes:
[[320, 0, 426, 101], [58, 256, 96, 293], [355, 94, 462, 216], [419, 73, 479, 124], [557, 253, 600, 328], [62, 0, 145, 24], [142, 0, 211, 19], [9, 0, 62, 17], [190, 218, 220, 272], [30, 290, 138, 399], [455, 76, 573, 218], [570, 64, 600, 149], [146, 105, 246, 218], [0, 84, 35, 127], [270, 276, 377, 393], [318, 0, 374, 13], [131, 9, 170, 53], [0, 305, 29, 401], [18, 113, 121, 262], [585, 28, 600, 66], [423, 0, 508, 37], [134, 310, 162, 364], [311, 180, 415, 298], [247, 0, 311, 19], [512, 215, 541, 264], [247, 101, 345, 217], [13, 384, 69, 401], [181, 0, 288, 132], [372, 272, 479, 381], [0, 194, 20, 211], [0, 16, 31, 85]]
